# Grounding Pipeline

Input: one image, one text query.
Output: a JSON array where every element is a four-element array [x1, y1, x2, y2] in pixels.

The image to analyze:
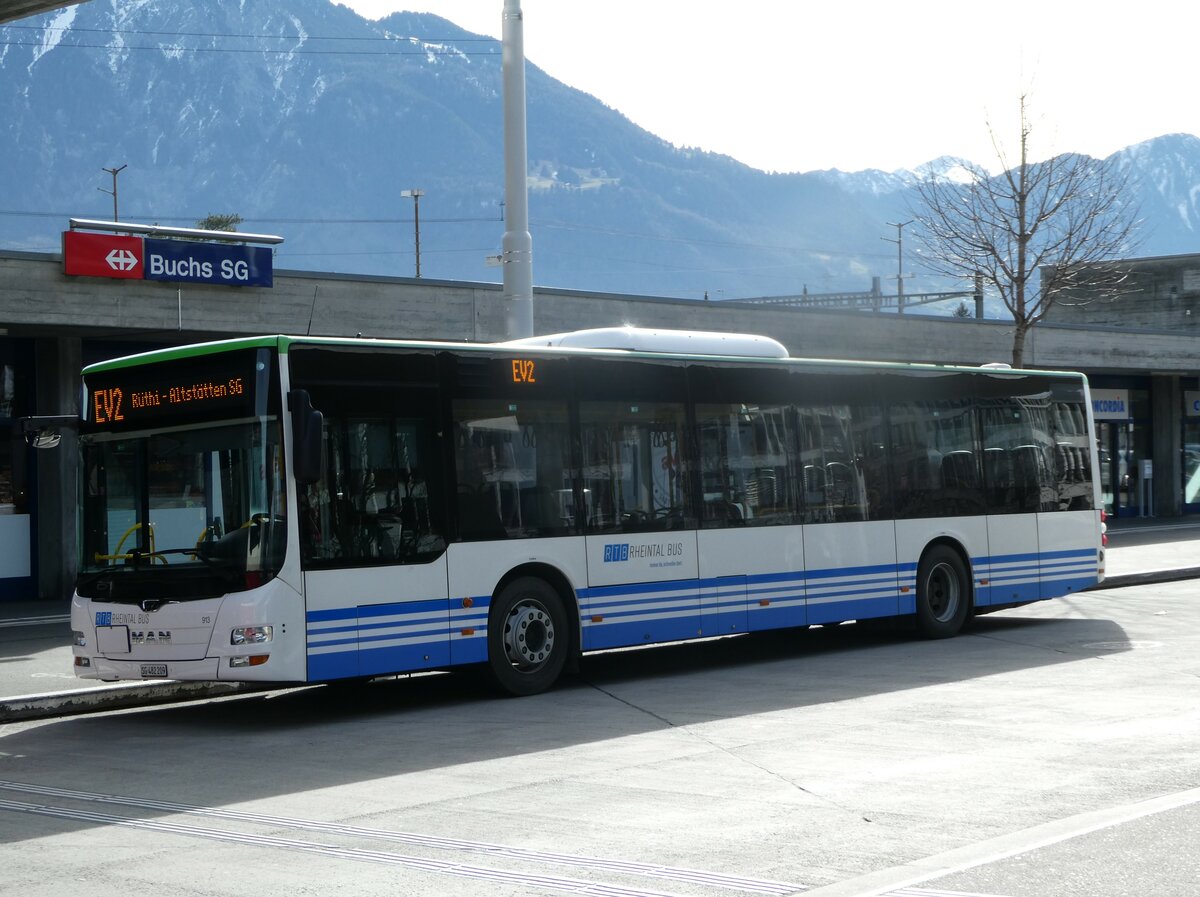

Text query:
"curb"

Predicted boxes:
[[1087, 567, 1200, 591], [0, 681, 264, 723]]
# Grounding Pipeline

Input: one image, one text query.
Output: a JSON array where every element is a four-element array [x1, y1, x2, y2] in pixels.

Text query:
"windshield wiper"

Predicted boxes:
[[121, 547, 229, 568]]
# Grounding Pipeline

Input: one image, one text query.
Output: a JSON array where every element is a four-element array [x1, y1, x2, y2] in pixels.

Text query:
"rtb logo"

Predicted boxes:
[[603, 543, 630, 563], [96, 611, 113, 626]]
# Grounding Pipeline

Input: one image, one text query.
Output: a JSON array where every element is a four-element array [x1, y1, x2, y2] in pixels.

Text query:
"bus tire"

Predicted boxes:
[[486, 576, 569, 696], [915, 545, 971, 639]]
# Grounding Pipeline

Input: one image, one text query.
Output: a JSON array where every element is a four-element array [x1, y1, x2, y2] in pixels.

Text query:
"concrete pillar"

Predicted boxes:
[[1151, 375, 1182, 517], [35, 336, 80, 602]]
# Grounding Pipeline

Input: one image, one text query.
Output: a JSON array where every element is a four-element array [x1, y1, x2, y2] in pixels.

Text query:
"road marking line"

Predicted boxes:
[[798, 785, 1200, 897], [0, 615, 69, 629], [0, 796, 722, 897], [0, 780, 803, 895], [885, 889, 1013, 897]]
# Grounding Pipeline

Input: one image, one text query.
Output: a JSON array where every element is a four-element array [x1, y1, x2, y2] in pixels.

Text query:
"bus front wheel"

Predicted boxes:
[[915, 545, 971, 639], [486, 577, 569, 696]]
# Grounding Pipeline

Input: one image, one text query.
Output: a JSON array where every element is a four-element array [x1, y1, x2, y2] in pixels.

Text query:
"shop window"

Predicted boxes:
[[0, 363, 27, 515]]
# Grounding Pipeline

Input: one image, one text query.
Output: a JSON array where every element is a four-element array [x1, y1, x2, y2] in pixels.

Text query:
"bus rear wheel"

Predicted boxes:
[[915, 545, 970, 639], [486, 577, 569, 696]]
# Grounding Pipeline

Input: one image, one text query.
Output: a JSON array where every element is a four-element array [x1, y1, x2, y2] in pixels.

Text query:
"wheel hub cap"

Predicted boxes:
[[503, 602, 554, 669]]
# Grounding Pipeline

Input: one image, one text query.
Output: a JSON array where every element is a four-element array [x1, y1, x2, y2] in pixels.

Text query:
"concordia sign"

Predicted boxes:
[[63, 230, 273, 287]]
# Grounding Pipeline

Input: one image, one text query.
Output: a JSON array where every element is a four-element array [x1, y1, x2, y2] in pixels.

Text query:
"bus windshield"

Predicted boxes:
[[77, 347, 285, 602]]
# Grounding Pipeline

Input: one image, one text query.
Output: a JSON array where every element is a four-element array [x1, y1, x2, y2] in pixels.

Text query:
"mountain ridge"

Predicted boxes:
[[3, 1, 1199, 309]]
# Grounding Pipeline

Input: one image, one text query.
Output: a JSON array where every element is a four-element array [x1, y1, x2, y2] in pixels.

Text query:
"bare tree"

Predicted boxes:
[[913, 96, 1140, 367]]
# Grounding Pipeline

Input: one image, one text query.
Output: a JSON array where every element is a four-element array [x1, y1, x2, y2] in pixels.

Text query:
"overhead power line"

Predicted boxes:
[[4, 24, 497, 43], [0, 38, 499, 56], [0, 22, 500, 57], [0, 209, 500, 225], [0, 207, 896, 261]]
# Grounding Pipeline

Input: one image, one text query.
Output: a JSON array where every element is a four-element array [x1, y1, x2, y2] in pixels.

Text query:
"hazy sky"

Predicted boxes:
[[337, 1, 1197, 174]]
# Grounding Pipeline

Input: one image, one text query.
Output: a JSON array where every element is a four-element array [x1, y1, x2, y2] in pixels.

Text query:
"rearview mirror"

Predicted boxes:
[[26, 427, 62, 449], [19, 415, 79, 450], [288, 389, 324, 485]]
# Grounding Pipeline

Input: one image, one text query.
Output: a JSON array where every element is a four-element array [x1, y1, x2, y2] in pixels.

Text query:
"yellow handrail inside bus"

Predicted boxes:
[[93, 522, 167, 565]]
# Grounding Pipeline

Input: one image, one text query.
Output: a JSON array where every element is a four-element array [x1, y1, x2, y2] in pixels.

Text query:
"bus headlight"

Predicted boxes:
[[231, 625, 273, 646], [72, 631, 87, 647]]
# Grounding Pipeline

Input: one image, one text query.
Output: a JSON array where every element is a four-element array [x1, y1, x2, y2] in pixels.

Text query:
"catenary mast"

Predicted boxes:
[[501, 0, 533, 338]]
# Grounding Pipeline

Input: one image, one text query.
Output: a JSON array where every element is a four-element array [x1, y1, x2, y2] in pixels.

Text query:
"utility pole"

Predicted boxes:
[[501, 0, 533, 338], [400, 188, 424, 277], [882, 220, 913, 313], [99, 164, 127, 222]]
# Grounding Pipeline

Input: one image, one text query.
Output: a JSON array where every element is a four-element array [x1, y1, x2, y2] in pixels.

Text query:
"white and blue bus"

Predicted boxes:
[[69, 327, 1104, 695]]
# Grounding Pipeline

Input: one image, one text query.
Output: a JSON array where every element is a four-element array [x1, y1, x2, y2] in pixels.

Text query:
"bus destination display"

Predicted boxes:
[[85, 352, 260, 428], [91, 377, 245, 424]]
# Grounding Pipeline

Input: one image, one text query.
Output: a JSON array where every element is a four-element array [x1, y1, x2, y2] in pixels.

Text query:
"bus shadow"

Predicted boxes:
[[0, 612, 1130, 844]]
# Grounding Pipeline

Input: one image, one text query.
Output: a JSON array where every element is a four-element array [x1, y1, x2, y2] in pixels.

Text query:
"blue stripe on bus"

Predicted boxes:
[[1039, 547, 1099, 560], [745, 570, 808, 586], [978, 551, 1041, 565], [308, 650, 359, 681], [356, 626, 448, 647], [1041, 575, 1096, 595], [306, 606, 359, 623], [800, 562, 899, 581], [580, 578, 704, 599], [306, 635, 361, 649], [304, 545, 1099, 679], [357, 598, 447, 618], [306, 623, 361, 636], [360, 641, 452, 677], [806, 583, 900, 602], [306, 597, 449, 625], [583, 590, 701, 611]]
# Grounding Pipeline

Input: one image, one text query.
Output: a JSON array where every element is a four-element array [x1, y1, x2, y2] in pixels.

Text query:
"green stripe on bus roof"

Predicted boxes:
[[279, 335, 1084, 378], [80, 332, 1083, 380], [82, 335, 286, 374]]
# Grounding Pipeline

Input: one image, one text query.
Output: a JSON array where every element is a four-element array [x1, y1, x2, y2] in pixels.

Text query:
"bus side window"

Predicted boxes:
[[798, 404, 874, 523], [579, 400, 690, 534], [1051, 399, 1095, 511], [891, 399, 983, 518], [851, 405, 892, 520], [695, 402, 798, 528], [298, 403, 446, 567], [451, 398, 576, 540]]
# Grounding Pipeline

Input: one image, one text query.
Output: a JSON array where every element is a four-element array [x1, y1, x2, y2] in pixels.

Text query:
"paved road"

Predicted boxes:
[[1, 578, 1198, 896], [0, 518, 1197, 717]]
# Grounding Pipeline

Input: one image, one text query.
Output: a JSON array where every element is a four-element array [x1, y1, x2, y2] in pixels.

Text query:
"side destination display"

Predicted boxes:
[[63, 231, 273, 287]]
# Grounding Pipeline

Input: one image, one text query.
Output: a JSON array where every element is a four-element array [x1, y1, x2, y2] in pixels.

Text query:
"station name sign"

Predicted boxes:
[[63, 230, 273, 287]]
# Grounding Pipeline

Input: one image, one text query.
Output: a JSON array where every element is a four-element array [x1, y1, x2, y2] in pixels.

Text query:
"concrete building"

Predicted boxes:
[[1042, 251, 1200, 523], [1044, 252, 1200, 332], [3, 246, 1198, 603]]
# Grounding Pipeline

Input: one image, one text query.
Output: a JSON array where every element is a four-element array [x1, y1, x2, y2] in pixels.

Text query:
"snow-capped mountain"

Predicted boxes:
[[2, 1, 1198, 304]]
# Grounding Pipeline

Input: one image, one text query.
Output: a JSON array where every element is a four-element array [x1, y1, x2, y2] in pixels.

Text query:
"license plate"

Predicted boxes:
[[140, 664, 168, 678]]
